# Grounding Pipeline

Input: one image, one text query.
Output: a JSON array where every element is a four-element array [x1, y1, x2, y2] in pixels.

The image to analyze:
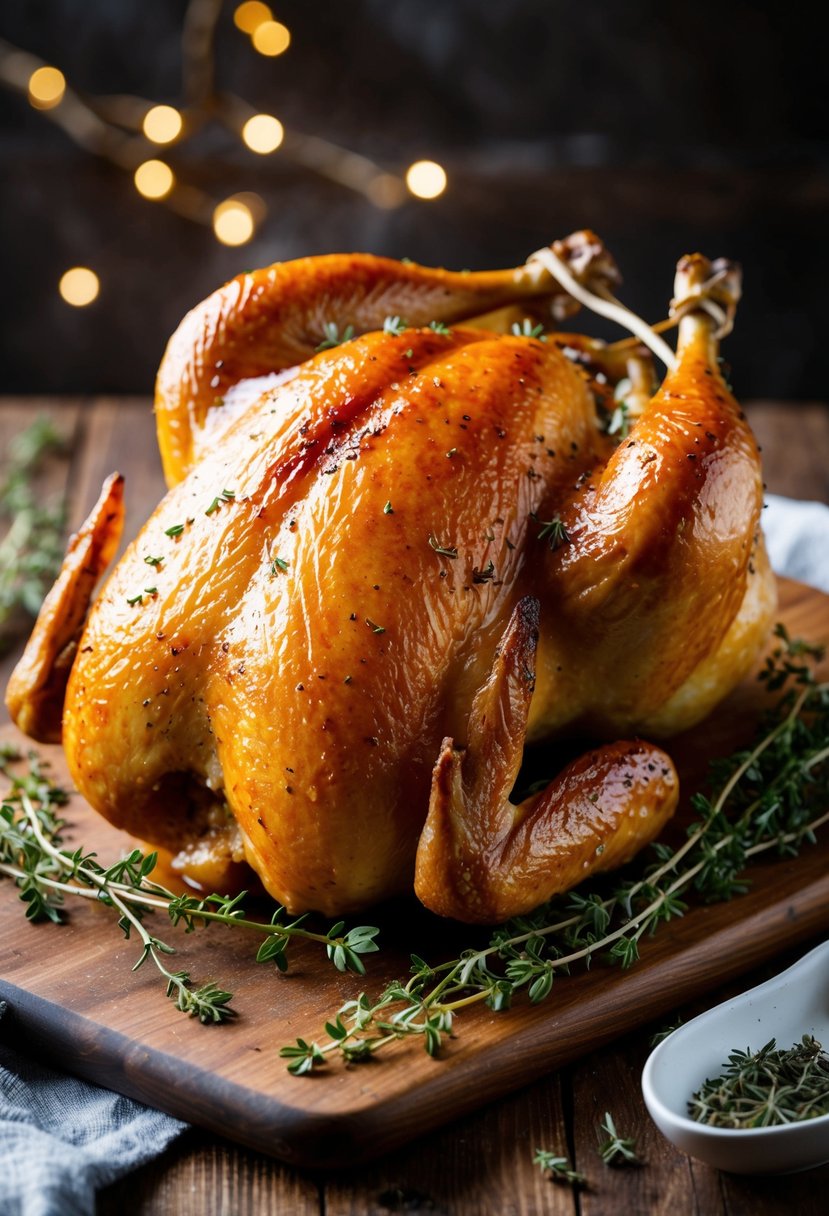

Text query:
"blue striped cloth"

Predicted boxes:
[[0, 1006, 186, 1216]]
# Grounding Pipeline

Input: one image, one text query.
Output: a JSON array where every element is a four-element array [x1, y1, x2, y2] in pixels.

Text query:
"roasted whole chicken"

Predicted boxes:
[[7, 233, 776, 923]]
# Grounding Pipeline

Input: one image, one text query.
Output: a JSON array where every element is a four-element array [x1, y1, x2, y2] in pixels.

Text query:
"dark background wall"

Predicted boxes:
[[1, 0, 827, 399]]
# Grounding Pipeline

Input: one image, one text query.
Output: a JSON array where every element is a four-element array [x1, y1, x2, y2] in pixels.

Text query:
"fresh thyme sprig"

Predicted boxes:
[[689, 1036, 829, 1128], [597, 1111, 640, 1166], [280, 625, 829, 1072], [534, 514, 571, 552], [0, 749, 380, 1020], [316, 321, 355, 352], [511, 319, 547, 340], [0, 417, 67, 653], [534, 1148, 586, 1186], [650, 1016, 684, 1046]]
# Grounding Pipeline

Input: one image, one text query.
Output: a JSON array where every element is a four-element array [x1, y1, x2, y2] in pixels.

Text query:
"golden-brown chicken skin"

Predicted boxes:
[[7, 236, 775, 922]]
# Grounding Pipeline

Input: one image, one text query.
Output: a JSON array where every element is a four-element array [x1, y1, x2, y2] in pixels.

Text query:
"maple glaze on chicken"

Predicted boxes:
[[6, 234, 775, 923]]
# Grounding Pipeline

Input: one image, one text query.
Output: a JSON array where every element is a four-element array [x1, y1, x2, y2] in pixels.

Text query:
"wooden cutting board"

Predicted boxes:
[[1, 577, 828, 1169]]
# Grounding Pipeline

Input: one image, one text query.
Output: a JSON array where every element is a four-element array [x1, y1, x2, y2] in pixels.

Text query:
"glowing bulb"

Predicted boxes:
[[233, 1, 272, 33], [252, 20, 291, 56], [134, 159, 175, 200], [143, 105, 183, 145], [405, 160, 447, 200], [59, 267, 99, 307], [28, 66, 66, 110], [242, 114, 284, 154], [213, 198, 256, 246]]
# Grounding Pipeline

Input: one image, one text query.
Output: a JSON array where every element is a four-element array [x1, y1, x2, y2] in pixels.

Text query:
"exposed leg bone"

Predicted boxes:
[[414, 598, 679, 923], [526, 253, 775, 738], [5, 473, 124, 742]]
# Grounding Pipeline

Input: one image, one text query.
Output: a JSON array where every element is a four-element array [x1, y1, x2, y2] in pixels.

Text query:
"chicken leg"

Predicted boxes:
[[414, 597, 678, 923]]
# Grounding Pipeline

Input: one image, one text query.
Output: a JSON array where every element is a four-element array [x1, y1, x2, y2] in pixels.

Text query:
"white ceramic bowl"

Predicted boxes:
[[641, 940, 829, 1174]]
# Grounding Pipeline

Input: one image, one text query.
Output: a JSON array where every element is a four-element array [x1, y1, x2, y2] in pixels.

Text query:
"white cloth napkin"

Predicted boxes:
[[763, 495, 829, 594], [1, 495, 827, 1216]]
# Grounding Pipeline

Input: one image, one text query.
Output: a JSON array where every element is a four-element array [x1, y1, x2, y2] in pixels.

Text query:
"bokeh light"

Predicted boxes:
[[405, 160, 447, 199], [213, 197, 257, 246], [233, 2, 273, 33], [242, 114, 284, 154], [251, 20, 291, 56], [28, 66, 66, 110], [134, 159, 175, 199], [142, 105, 183, 145], [59, 267, 100, 307]]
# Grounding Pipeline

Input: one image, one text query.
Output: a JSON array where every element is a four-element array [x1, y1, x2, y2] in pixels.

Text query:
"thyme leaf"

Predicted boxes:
[[511, 319, 546, 341], [535, 515, 571, 551], [0, 417, 66, 654], [316, 322, 355, 352], [428, 535, 458, 559], [597, 1111, 640, 1166], [534, 1148, 586, 1186]]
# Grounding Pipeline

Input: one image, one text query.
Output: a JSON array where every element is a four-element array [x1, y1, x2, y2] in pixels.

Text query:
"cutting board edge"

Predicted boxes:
[[0, 978, 357, 1166], [2, 865, 828, 1169]]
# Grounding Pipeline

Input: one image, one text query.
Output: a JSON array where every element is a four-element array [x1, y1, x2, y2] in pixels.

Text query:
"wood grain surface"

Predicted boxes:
[[2, 397, 829, 1213]]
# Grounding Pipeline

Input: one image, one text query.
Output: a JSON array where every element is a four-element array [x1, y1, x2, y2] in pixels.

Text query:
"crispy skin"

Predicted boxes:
[[154, 253, 572, 486], [8, 247, 776, 921], [61, 328, 606, 912]]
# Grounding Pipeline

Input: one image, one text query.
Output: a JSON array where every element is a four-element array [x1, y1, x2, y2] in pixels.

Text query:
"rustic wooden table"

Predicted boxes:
[[1, 397, 828, 1216]]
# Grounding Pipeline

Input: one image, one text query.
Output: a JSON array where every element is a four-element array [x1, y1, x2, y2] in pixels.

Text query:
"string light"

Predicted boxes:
[[366, 174, 406, 210], [233, 2, 272, 33], [28, 66, 65, 110], [134, 159, 175, 200], [242, 113, 284, 154], [142, 104, 183, 145], [213, 197, 257, 246], [0, 2, 416, 235], [251, 20, 291, 56], [59, 267, 99, 307], [406, 160, 447, 200]]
